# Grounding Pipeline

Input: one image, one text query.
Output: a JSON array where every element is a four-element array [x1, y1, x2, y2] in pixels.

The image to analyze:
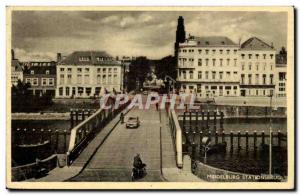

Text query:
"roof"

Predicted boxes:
[[24, 66, 56, 75], [241, 37, 274, 50], [187, 36, 238, 46], [59, 51, 121, 66], [11, 59, 23, 72]]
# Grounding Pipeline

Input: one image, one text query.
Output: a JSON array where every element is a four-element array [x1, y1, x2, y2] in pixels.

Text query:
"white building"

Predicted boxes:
[[177, 36, 240, 97], [56, 51, 123, 98], [11, 59, 23, 86], [239, 37, 276, 97]]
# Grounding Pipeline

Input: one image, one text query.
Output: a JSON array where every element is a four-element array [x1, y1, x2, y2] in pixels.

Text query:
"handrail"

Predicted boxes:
[[169, 109, 183, 168], [67, 107, 105, 153]]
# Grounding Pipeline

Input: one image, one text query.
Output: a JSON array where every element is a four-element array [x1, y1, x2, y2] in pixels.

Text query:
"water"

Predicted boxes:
[[180, 117, 288, 176]]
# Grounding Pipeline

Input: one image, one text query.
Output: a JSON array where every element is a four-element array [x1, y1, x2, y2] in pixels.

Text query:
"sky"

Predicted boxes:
[[12, 11, 287, 61]]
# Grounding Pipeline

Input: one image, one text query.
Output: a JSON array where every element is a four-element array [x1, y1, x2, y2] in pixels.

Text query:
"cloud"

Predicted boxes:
[[11, 11, 287, 61], [14, 48, 56, 61]]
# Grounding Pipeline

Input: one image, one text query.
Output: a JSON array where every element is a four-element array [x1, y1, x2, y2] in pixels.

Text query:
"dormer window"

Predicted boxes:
[[221, 41, 225, 45], [79, 56, 91, 62], [205, 41, 209, 45], [45, 70, 50, 75], [30, 70, 34, 75], [197, 41, 201, 45], [96, 57, 103, 61]]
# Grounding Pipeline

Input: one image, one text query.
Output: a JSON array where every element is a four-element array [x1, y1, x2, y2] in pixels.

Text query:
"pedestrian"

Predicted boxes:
[[156, 102, 159, 111], [120, 113, 124, 123]]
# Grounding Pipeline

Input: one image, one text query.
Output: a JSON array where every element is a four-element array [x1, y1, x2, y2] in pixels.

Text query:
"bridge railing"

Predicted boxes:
[[168, 109, 183, 168], [66, 97, 130, 166]]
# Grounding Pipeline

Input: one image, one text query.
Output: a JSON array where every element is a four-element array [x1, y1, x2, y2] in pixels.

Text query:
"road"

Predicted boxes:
[[70, 104, 164, 181]]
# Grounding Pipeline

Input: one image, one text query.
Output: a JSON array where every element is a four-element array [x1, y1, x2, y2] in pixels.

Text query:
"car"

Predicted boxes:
[[126, 117, 140, 128]]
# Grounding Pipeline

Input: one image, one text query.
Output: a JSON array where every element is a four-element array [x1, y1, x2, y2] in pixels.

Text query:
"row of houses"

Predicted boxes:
[[11, 51, 125, 98], [176, 35, 287, 98]]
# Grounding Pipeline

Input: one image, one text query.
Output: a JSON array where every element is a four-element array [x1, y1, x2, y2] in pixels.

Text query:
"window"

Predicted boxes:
[[212, 71, 216, 80], [248, 54, 252, 59], [102, 75, 107, 84], [77, 68, 82, 73], [198, 49, 202, 54], [49, 78, 54, 86], [198, 59, 202, 66], [79, 56, 91, 61], [226, 50, 230, 54], [183, 71, 186, 79], [256, 54, 259, 59], [226, 72, 230, 78], [241, 54, 245, 59], [241, 74, 245, 84], [226, 59, 230, 66], [205, 71, 209, 79], [248, 74, 252, 84], [97, 68, 101, 73], [67, 75, 72, 84], [84, 74, 90, 84], [234, 59, 237, 66], [42, 78, 47, 86], [212, 50, 216, 54], [103, 68, 106, 73], [219, 72, 223, 80], [270, 54, 274, 59], [108, 75, 112, 83], [248, 62, 252, 70], [212, 59, 216, 66], [219, 50, 223, 54], [67, 68, 72, 73], [59, 87, 63, 96], [77, 75, 82, 84], [66, 87, 70, 96], [205, 50, 209, 55], [205, 59, 209, 66], [85, 68, 89, 73], [113, 74, 118, 84], [256, 63, 259, 71], [60, 68, 64, 72], [114, 68, 118, 73], [263, 54, 266, 59], [198, 71, 202, 79], [45, 70, 50, 75], [97, 75, 101, 84], [30, 70, 34, 75], [270, 74, 274, 85], [108, 68, 112, 73], [60, 74, 64, 85], [255, 74, 259, 84], [234, 49, 237, 54], [263, 74, 266, 84], [32, 78, 38, 86], [189, 71, 193, 79], [219, 59, 223, 66]]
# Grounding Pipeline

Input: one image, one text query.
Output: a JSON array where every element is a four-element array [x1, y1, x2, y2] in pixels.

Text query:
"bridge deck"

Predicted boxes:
[[69, 105, 164, 181]]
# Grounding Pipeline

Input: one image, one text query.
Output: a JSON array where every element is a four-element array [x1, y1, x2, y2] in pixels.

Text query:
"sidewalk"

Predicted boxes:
[[160, 110, 204, 182]]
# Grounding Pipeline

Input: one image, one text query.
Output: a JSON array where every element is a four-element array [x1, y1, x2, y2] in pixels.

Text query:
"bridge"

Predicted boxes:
[[32, 95, 198, 182]]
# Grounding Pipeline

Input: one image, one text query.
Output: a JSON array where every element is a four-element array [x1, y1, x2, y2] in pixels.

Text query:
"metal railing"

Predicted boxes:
[[168, 109, 183, 168], [66, 97, 130, 166]]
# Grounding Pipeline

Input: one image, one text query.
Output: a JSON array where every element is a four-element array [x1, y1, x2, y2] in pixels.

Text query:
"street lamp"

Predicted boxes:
[[269, 90, 273, 176]]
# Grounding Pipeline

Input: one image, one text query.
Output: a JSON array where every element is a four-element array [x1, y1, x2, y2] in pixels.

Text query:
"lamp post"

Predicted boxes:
[[269, 91, 273, 176]]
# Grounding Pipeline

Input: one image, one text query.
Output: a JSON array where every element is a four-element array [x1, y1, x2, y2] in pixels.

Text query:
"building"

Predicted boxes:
[[275, 48, 287, 97], [56, 51, 123, 98], [11, 49, 23, 86], [177, 35, 240, 97], [23, 65, 56, 96], [239, 37, 276, 97]]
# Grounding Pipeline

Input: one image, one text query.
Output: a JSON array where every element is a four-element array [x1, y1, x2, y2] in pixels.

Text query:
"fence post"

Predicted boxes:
[[237, 131, 241, 150], [245, 131, 249, 151], [183, 112, 186, 130], [70, 109, 74, 128], [222, 131, 225, 143], [254, 130, 257, 150], [55, 129, 59, 153], [64, 129, 67, 153], [230, 131, 233, 150], [278, 130, 281, 147], [213, 111, 217, 127], [262, 131, 265, 145], [206, 111, 210, 130], [201, 111, 205, 130], [215, 131, 218, 144], [220, 112, 224, 130], [196, 111, 199, 131]]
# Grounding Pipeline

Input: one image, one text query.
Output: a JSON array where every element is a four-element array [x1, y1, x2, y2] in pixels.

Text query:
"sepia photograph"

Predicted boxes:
[[6, 6, 294, 190]]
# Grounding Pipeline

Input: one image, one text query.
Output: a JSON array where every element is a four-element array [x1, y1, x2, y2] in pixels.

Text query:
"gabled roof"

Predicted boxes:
[[187, 36, 238, 46], [59, 51, 120, 66], [241, 37, 274, 50], [11, 59, 23, 72]]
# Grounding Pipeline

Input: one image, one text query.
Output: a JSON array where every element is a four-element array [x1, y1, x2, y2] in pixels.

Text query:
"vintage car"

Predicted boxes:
[[126, 117, 140, 128]]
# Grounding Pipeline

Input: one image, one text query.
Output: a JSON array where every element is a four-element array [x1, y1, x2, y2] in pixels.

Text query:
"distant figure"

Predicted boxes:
[[133, 153, 146, 170], [156, 103, 159, 111], [120, 113, 124, 123]]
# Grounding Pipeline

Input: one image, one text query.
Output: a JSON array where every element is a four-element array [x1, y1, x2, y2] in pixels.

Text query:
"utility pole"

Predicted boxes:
[[269, 92, 273, 175]]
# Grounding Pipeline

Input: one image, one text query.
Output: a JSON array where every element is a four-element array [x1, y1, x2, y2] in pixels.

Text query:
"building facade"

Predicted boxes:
[[239, 37, 276, 97], [274, 49, 287, 97], [56, 51, 123, 98], [177, 36, 240, 97], [23, 65, 56, 96], [11, 59, 23, 86]]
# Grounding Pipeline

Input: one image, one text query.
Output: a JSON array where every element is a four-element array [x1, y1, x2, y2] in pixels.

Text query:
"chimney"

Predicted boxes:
[[57, 53, 62, 62], [11, 49, 15, 60]]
